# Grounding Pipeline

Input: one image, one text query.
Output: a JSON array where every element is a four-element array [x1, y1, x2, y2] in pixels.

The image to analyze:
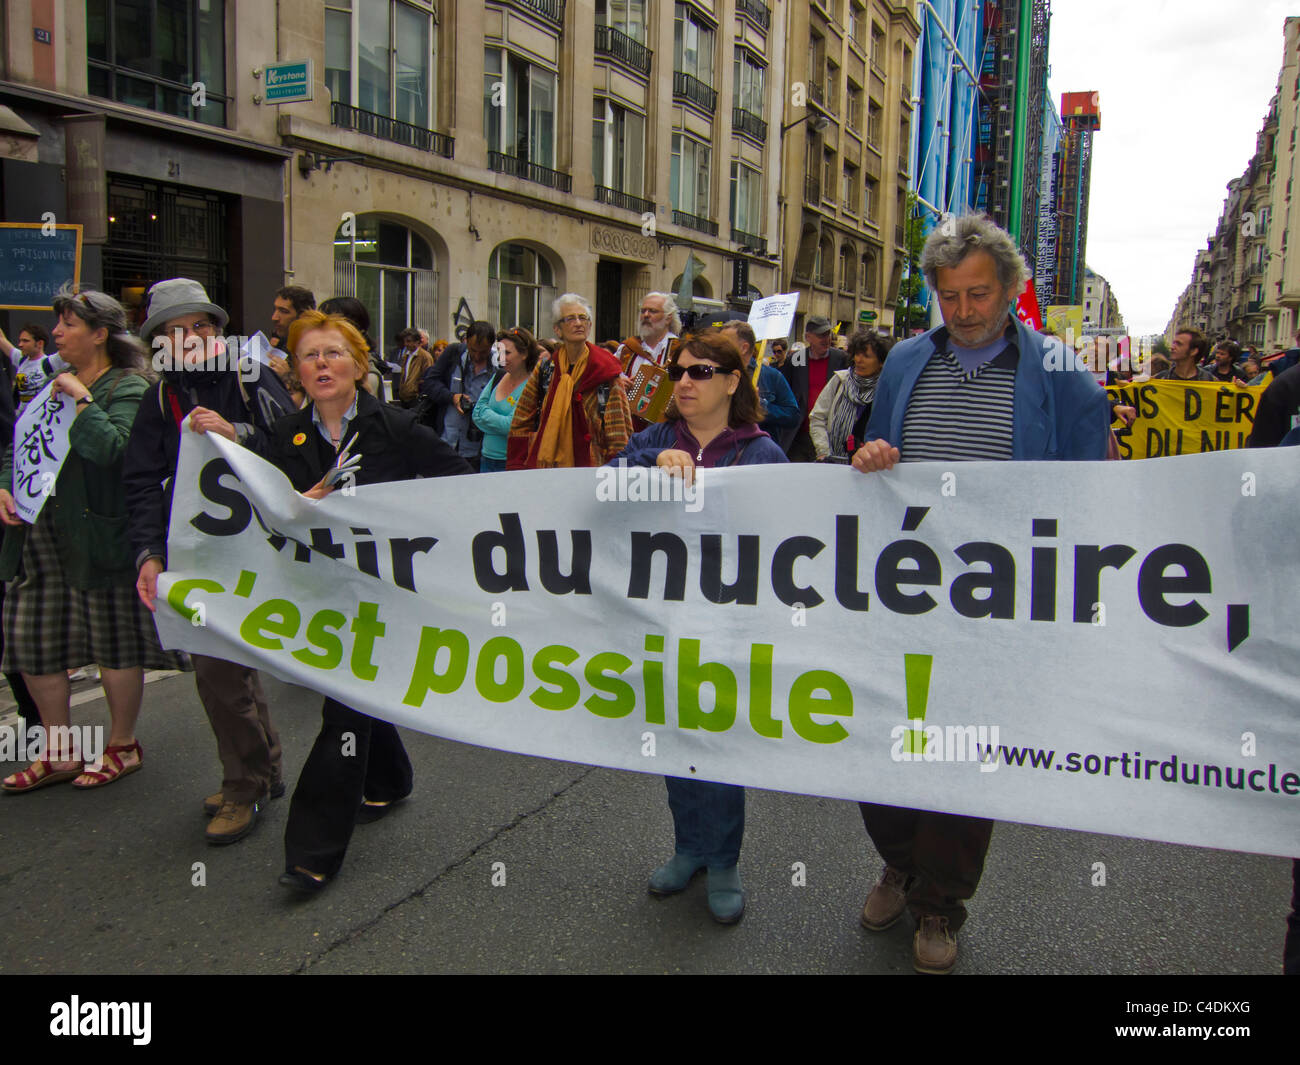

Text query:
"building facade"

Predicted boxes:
[[779, 0, 920, 337], [1, 1, 288, 335]]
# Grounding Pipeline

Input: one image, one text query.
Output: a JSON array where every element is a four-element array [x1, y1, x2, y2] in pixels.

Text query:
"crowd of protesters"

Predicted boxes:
[[0, 211, 1294, 977]]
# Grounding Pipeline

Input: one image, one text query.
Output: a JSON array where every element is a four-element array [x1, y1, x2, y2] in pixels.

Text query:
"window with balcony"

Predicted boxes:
[[596, 0, 652, 74], [823, 150, 836, 203], [485, 47, 563, 187], [865, 176, 878, 221], [901, 45, 914, 98], [671, 131, 714, 233], [87, 0, 229, 127], [593, 99, 650, 212], [730, 162, 764, 247], [325, 0, 436, 130], [732, 48, 767, 142], [848, 1, 865, 49], [808, 33, 826, 107], [843, 164, 859, 214], [870, 23, 884, 71], [867, 99, 882, 147], [674, 4, 715, 87], [826, 59, 840, 114], [847, 81, 862, 132]]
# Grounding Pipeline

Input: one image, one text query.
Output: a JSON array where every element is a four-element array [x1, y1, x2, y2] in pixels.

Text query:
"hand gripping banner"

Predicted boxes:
[[154, 428, 1300, 858]]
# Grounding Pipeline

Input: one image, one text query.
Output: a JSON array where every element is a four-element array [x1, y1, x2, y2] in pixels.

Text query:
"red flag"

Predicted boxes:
[[1015, 280, 1044, 331]]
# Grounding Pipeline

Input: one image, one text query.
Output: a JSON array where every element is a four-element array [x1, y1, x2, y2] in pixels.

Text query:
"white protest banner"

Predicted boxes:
[[155, 432, 1300, 859], [11, 382, 75, 522], [747, 292, 800, 341]]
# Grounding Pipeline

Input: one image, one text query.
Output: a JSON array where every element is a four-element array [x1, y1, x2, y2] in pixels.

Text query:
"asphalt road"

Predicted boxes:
[[0, 672, 1290, 975]]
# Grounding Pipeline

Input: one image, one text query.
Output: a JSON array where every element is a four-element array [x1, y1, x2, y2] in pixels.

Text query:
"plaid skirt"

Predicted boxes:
[[1, 507, 190, 676]]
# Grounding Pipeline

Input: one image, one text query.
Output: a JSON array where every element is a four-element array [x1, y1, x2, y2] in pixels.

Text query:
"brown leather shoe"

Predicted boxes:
[[860, 866, 912, 931], [203, 778, 286, 816], [913, 914, 958, 974], [205, 800, 260, 845]]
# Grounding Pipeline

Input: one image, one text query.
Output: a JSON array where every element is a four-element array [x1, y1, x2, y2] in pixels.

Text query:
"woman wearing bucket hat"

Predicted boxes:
[[124, 278, 296, 843], [0, 286, 189, 794]]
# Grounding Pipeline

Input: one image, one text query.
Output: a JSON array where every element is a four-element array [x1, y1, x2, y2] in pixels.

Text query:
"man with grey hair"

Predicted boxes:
[[850, 212, 1109, 974], [619, 292, 681, 375]]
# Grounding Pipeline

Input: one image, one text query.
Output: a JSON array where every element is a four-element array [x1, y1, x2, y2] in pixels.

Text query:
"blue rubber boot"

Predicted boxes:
[[648, 853, 706, 896], [707, 865, 745, 924]]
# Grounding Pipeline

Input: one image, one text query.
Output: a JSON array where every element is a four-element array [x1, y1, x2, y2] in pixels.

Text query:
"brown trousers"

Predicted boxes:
[[192, 654, 282, 804], [859, 802, 994, 931]]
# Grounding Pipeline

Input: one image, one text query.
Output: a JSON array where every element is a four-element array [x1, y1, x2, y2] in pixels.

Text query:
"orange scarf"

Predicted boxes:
[[535, 343, 590, 468]]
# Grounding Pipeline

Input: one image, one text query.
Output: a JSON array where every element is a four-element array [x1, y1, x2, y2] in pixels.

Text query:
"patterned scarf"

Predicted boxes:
[[828, 370, 879, 458]]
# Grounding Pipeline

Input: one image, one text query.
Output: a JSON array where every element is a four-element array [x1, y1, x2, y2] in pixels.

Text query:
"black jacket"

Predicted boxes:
[[256, 388, 472, 491], [1248, 362, 1300, 448], [124, 364, 296, 568], [777, 346, 849, 449]]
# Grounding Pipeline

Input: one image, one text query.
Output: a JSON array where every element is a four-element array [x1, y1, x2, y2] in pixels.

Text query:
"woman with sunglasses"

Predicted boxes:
[[473, 328, 541, 472], [610, 331, 786, 924], [191, 311, 471, 892], [0, 288, 189, 792], [507, 294, 631, 469]]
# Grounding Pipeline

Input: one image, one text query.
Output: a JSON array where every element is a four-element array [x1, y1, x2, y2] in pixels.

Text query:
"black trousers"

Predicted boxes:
[[284, 697, 413, 878]]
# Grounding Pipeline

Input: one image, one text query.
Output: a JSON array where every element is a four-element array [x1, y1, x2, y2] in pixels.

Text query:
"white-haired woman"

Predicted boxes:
[[0, 288, 189, 792], [507, 294, 632, 468]]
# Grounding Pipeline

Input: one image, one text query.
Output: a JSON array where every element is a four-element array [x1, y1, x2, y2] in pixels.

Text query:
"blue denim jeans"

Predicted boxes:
[[664, 776, 745, 868], [478, 455, 507, 473]]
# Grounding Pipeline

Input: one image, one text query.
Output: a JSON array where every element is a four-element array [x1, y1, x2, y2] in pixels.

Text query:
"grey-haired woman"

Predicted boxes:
[[0, 288, 187, 793]]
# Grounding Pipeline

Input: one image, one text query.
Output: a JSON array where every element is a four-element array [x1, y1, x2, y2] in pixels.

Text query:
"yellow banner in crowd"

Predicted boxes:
[[1105, 379, 1267, 460]]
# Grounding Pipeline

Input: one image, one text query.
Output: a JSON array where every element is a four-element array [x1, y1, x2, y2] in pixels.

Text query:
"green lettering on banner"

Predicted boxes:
[[584, 652, 636, 718], [530, 644, 581, 710], [240, 599, 301, 650], [677, 638, 738, 732], [476, 636, 525, 702], [349, 602, 385, 681], [788, 670, 854, 744], [748, 643, 782, 738], [403, 626, 470, 705], [291, 609, 347, 669], [166, 577, 223, 622]]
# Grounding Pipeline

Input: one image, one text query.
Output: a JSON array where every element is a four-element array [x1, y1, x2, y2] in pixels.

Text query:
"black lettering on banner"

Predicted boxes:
[[1137, 544, 1211, 626], [700, 534, 760, 605], [1072, 545, 1137, 622], [191, 458, 252, 536], [874, 510, 941, 615], [1183, 388, 1202, 422], [949, 542, 1015, 619], [834, 514, 871, 611], [472, 513, 529, 593], [627, 531, 687, 601], [537, 529, 593, 595], [771, 535, 826, 607]]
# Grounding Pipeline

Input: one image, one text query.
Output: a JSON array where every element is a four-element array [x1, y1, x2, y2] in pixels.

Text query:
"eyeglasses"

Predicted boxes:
[[298, 348, 352, 365], [667, 363, 728, 382], [559, 314, 591, 326]]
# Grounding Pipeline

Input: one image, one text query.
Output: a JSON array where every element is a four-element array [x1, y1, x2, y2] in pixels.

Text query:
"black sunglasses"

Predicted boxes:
[[667, 363, 727, 382]]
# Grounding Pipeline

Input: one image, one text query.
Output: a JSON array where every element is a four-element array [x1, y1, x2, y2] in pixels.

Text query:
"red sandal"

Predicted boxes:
[[73, 741, 143, 789], [2, 759, 84, 793]]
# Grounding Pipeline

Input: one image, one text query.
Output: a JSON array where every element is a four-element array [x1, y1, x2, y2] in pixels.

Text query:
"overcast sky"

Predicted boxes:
[[1047, 0, 1293, 336]]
